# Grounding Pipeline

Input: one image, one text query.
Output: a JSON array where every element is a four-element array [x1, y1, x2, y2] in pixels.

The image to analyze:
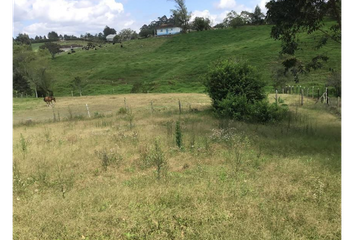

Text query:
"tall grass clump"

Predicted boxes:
[[175, 121, 182, 149], [204, 59, 288, 123], [95, 149, 122, 171], [19, 133, 27, 154], [138, 140, 168, 180], [153, 140, 167, 180]]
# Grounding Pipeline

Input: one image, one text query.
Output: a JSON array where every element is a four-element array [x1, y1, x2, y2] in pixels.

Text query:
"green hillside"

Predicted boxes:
[[46, 24, 340, 96]]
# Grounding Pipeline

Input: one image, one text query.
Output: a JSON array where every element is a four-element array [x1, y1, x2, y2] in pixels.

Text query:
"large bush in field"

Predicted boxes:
[[204, 59, 287, 122], [204, 59, 265, 108]]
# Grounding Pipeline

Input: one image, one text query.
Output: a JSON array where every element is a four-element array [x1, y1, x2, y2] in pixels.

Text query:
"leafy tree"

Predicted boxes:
[[103, 26, 117, 36], [170, 0, 191, 33], [266, 0, 341, 82], [223, 10, 244, 28], [13, 45, 35, 96], [240, 11, 253, 24], [40, 42, 61, 59], [192, 17, 211, 31], [13, 45, 54, 97], [15, 33, 31, 45], [252, 5, 265, 25], [98, 32, 105, 40], [139, 28, 154, 38], [213, 23, 225, 29], [48, 31, 59, 40], [120, 28, 137, 41], [326, 72, 341, 97], [35, 35, 39, 40], [113, 35, 122, 43]]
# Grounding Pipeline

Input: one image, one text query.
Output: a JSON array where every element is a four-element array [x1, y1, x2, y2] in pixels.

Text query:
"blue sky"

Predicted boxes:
[[13, 0, 268, 38]]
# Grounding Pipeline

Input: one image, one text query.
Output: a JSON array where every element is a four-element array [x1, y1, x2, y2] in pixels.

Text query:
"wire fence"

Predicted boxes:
[[276, 86, 344, 115]]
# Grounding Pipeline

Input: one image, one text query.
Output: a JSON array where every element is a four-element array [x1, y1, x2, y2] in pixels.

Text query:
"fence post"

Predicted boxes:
[[86, 103, 91, 118], [326, 87, 329, 105], [301, 89, 304, 106], [52, 104, 56, 122], [275, 90, 278, 106], [312, 86, 314, 99], [150, 101, 154, 114], [71, 91, 74, 97], [282, 88, 284, 94], [124, 97, 127, 110], [317, 88, 320, 100], [178, 99, 182, 114]]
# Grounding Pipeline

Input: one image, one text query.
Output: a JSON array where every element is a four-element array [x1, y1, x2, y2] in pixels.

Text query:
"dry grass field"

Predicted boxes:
[[13, 93, 341, 239]]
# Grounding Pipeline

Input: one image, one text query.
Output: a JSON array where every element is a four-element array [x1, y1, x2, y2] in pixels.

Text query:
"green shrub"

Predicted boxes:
[[117, 107, 127, 115], [204, 59, 287, 123], [216, 93, 251, 120], [204, 59, 266, 110], [216, 96, 288, 123], [251, 101, 288, 123]]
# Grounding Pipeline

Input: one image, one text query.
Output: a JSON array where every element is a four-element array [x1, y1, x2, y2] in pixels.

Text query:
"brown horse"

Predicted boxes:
[[44, 96, 56, 106]]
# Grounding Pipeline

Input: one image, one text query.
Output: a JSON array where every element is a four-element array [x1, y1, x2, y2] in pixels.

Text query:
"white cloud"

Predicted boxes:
[[215, 0, 237, 9], [13, 0, 133, 37], [258, 0, 269, 14], [13, 0, 33, 21], [190, 10, 229, 26], [191, 10, 216, 22], [214, 0, 252, 14], [29, 0, 124, 23]]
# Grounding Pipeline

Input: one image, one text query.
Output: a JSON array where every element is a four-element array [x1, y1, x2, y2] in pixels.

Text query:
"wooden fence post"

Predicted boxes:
[[178, 99, 182, 114], [326, 87, 329, 105], [124, 97, 127, 110], [275, 90, 278, 105], [52, 105, 56, 122], [312, 86, 314, 99], [71, 91, 74, 97], [301, 89, 304, 106], [86, 103, 91, 118]]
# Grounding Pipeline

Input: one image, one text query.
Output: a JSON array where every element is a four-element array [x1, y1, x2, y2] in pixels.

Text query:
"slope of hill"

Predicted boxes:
[[46, 24, 341, 96]]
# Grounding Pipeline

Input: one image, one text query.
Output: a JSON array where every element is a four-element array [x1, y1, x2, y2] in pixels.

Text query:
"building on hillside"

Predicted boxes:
[[106, 34, 117, 42], [156, 24, 182, 36]]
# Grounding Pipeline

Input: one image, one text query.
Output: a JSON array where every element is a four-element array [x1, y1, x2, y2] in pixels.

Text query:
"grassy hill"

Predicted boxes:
[[44, 24, 340, 97]]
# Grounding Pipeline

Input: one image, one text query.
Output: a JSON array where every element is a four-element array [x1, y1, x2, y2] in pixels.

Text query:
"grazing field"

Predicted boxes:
[[31, 22, 341, 97], [13, 93, 341, 239]]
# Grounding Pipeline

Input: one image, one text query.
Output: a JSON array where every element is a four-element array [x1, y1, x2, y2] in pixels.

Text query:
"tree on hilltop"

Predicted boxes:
[[170, 0, 191, 33], [103, 26, 117, 37]]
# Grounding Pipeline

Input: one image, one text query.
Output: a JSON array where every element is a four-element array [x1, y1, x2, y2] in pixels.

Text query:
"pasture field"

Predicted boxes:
[[30, 22, 341, 96], [13, 93, 341, 239]]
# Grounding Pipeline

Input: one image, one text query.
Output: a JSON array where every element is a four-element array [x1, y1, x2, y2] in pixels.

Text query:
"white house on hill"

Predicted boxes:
[[106, 34, 117, 42], [156, 24, 182, 36]]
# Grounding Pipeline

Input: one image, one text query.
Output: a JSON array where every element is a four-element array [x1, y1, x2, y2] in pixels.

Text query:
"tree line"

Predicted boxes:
[[138, 2, 267, 38], [13, 25, 139, 46]]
